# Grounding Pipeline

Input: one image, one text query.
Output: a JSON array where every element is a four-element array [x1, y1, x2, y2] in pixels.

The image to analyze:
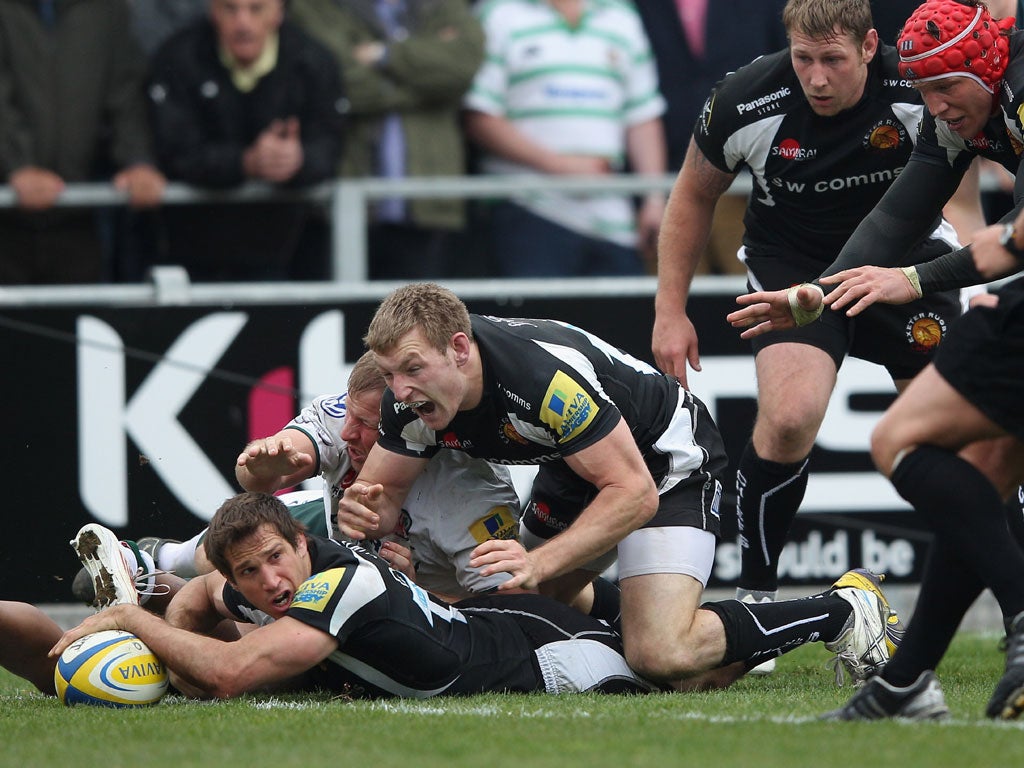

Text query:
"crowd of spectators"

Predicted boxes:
[[1, 0, 1014, 284]]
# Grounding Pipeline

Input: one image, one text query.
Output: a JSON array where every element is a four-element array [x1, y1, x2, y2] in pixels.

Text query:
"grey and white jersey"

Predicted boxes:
[[286, 393, 521, 597]]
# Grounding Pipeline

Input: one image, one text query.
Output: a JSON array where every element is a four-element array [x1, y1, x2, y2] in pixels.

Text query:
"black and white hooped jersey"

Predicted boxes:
[[695, 45, 955, 265], [222, 535, 653, 697], [378, 315, 708, 483]]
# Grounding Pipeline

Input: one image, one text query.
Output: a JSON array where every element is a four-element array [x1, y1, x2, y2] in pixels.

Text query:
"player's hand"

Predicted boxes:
[[469, 539, 541, 591], [236, 436, 315, 487], [651, 309, 701, 386], [49, 604, 134, 658], [337, 482, 384, 540], [726, 286, 818, 338], [970, 221, 1023, 280], [820, 266, 920, 316], [378, 540, 416, 581], [969, 291, 999, 309]]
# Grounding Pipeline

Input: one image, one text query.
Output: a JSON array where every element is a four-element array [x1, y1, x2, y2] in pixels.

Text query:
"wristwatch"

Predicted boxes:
[[999, 222, 1024, 260]]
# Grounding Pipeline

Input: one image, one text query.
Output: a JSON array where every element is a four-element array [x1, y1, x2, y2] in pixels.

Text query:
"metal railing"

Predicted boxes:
[[2, 168, 1009, 286], [0, 172, 750, 283]]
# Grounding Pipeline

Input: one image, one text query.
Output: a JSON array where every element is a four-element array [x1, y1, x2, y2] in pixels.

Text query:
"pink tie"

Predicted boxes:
[[677, 0, 707, 59]]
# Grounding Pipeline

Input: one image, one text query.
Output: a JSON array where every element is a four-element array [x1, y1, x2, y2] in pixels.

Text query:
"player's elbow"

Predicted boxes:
[[203, 666, 252, 699], [630, 480, 660, 527], [167, 671, 217, 700]]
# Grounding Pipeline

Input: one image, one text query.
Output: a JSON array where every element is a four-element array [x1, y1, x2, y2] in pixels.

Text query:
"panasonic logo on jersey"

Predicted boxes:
[[737, 87, 791, 114]]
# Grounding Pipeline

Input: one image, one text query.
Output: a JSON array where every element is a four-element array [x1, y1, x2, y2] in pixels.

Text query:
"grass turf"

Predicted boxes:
[[2, 633, 1021, 768]]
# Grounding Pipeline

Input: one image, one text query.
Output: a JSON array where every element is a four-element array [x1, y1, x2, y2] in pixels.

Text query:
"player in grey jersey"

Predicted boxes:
[[74, 352, 529, 610], [235, 351, 521, 601]]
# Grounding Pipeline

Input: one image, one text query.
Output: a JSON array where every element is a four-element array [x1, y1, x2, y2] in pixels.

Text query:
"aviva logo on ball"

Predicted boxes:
[[54, 629, 168, 707]]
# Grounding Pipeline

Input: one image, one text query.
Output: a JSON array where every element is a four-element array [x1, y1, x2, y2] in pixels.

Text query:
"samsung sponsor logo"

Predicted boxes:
[[737, 86, 791, 114]]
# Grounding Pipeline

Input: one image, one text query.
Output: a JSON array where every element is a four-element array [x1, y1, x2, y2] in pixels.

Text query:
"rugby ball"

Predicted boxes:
[[54, 630, 168, 707]]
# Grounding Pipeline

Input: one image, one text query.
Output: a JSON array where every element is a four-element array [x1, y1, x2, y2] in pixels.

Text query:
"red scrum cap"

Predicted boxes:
[[897, 0, 1015, 93]]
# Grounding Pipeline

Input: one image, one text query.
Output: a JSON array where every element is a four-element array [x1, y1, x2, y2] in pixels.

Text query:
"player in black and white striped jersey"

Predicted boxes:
[[52, 492, 660, 699]]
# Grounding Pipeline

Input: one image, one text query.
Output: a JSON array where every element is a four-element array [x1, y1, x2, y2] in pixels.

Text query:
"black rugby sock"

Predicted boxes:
[[881, 540, 983, 688], [891, 445, 1024, 619], [736, 441, 810, 592], [704, 593, 852, 667], [1005, 487, 1024, 556], [588, 576, 621, 633]]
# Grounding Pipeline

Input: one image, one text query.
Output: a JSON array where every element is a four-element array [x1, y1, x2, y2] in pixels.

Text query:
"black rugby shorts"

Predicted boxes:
[[933, 283, 1024, 441]]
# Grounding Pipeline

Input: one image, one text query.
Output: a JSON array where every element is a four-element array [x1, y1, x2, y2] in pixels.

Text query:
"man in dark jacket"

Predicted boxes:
[[0, 0, 165, 284], [147, 0, 347, 281]]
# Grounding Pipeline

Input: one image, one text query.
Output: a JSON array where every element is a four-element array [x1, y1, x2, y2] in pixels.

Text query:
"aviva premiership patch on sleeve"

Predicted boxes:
[[291, 568, 346, 613], [469, 505, 519, 544], [540, 370, 598, 443]]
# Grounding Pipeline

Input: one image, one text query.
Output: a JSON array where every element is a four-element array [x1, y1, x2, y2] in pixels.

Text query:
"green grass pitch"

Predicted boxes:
[[2, 633, 1022, 768]]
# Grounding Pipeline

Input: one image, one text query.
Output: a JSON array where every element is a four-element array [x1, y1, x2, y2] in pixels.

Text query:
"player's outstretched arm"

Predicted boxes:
[[729, 158, 965, 335], [49, 603, 336, 699]]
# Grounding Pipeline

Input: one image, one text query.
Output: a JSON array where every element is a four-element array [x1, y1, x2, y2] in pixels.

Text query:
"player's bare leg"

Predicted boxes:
[[619, 571, 725, 681], [0, 601, 62, 695]]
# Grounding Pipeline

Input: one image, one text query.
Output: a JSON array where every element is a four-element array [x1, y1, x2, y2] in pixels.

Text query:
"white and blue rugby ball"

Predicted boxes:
[[54, 629, 168, 707]]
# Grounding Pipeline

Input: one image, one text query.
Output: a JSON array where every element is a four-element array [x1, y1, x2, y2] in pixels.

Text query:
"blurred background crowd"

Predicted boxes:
[[0, 0, 1017, 284]]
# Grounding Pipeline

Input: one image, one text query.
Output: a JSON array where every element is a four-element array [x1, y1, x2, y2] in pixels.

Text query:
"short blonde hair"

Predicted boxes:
[[783, 0, 873, 44], [364, 283, 472, 354], [346, 350, 385, 396]]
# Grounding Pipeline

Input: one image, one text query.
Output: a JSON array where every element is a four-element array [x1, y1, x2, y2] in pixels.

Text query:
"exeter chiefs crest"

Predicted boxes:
[[905, 312, 946, 353], [863, 119, 907, 152]]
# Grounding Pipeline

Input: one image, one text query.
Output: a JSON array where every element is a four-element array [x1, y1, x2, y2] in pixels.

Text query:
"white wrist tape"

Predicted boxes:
[[900, 266, 923, 298], [787, 283, 825, 326]]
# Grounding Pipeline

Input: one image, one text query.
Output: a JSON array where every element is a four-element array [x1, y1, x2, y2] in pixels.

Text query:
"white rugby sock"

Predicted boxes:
[[155, 532, 205, 578]]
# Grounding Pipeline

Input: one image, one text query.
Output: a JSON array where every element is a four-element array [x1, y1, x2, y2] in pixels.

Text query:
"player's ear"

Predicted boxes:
[[861, 28, 879, 63], [451, 332, 472, 366]]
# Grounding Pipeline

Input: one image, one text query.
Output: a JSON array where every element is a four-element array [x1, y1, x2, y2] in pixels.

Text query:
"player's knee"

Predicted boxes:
[[869, 422, 905, 477], [754, 412, 819, 460], [625, 637, 706, 681]]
